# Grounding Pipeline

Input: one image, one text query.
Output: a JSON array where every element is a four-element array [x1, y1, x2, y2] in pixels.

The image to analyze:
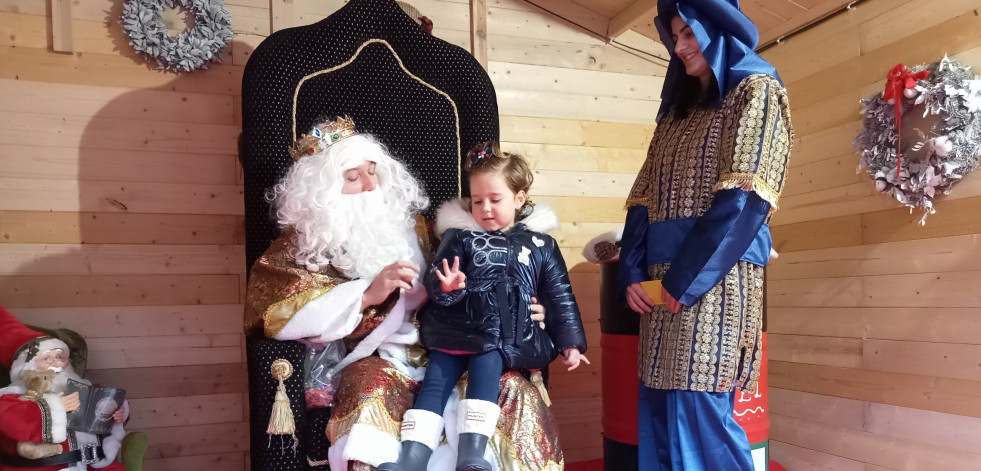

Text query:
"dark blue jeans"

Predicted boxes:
[[414, 350, 504, 414]]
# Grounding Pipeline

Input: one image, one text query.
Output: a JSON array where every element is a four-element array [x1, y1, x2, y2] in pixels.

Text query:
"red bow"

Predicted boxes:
[[883, 64, 930, 179], [419, 16, 434, 35]]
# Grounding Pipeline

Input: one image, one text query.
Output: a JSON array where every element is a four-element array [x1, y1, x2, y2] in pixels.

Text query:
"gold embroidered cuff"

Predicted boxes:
[[263, 287, 334, 338], [624, 196, 649, 210], [714, 173, 780, 211], [326, 396, 402, 442]]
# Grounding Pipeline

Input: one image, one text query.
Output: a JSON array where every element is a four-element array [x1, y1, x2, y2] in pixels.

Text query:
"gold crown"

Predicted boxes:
[[289, 116, 360, 161]]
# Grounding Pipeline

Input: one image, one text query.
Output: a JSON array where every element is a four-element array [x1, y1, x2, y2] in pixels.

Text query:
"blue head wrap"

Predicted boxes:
[[654, 0, 781, 121]]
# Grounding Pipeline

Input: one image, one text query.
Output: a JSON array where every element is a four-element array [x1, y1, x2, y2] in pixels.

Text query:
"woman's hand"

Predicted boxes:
[[563, 348, 590, 371], [361, 261, 419, 310], [662, 287, 682, 314], [434, 256, 467, 294], [626, 282, 656, 314]]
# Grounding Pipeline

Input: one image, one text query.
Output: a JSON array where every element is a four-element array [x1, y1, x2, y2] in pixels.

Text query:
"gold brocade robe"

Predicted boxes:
[[244, 219, 564, 471], [626, 74, 793, 393]]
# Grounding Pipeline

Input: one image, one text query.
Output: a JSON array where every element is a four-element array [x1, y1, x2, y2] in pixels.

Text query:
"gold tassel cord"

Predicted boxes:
[[267, 378, 296, 435], [267, 359, 298, 455], [529, 371, 552, 407]]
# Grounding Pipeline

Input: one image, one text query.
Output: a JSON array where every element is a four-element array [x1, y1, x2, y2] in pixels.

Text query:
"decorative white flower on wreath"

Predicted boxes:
[[854, 56, 981, 224], [120, 0, 233, 73]]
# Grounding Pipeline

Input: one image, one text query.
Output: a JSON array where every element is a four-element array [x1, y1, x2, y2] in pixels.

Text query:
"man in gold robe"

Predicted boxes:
[[244, 118, 563, 471]]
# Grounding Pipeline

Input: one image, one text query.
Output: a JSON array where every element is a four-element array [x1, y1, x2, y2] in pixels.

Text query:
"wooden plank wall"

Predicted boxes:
[[761, 0, 981, 469], [0, 0, 663, 467]]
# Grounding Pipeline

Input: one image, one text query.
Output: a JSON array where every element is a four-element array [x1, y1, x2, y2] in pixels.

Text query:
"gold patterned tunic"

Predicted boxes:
[[624, 74, 792, 393]]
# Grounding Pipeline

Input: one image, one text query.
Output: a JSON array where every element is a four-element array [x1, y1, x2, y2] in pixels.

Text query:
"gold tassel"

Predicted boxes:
[[267, 359, 296, 435], [530, 371, 552, 407]]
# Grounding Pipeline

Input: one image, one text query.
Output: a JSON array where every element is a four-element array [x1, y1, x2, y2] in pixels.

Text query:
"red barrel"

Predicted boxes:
[[598, 260, 639, 471], [734, 333, 770, 471]]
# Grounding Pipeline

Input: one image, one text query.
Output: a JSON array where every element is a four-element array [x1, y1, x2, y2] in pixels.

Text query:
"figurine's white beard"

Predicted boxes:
[[47, 366, 87, 394], [289, 188, 418, 280]]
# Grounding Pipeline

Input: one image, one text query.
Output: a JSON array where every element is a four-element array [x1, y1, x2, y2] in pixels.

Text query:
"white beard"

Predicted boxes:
[[291, 188, 418, 280], [49, 365, 89, 393]]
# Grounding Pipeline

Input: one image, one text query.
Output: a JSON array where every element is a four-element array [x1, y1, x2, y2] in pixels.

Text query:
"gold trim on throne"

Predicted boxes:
[[291, 38, 464, 198]]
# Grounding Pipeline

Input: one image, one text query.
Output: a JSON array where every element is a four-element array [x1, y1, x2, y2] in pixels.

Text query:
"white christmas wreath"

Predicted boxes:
[[120, 0, 233, 73], [855, 56, 981, 223]]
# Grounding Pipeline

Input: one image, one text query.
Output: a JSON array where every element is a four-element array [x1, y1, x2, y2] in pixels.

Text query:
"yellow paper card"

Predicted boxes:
[[641, 280, 665, 305]]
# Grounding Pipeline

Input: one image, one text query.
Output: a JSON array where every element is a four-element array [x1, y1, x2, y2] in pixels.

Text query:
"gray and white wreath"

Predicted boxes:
[[855, 56, 981, 224], [120, 0, 233, 73]]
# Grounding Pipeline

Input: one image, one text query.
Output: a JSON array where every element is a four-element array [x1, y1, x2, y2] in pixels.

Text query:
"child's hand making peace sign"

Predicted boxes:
[[435, 256, 467, 293]]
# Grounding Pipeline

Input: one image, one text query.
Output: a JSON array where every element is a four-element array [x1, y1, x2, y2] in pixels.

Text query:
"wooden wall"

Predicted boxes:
[[761, 0, 981, 469], [0, 0, 663, 467]]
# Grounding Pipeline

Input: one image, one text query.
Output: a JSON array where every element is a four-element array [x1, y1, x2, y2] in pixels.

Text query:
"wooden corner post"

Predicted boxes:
[[470, 0, 488, 71]]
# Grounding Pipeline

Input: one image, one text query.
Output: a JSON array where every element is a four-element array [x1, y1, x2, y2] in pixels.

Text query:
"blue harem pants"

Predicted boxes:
[[638, 384, 754, 470]]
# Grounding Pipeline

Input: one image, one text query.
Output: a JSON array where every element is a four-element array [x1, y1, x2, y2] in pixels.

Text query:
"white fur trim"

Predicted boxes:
[[399, 408, 444, 450], [518, 203, 558, 234], [456, 399, 500, 437], [41, 392, 67, 443], [435, 199, 559, 237], [91, 422, 126, 468], [328, 296, 408, 377], [37, 338, 69, 355], [0, 384, 26, 395], [376, 320, 427, 382], [273, 278, 370, 343], [441, 387, 462, 449], [328, 425, 400, 469], [582, 228, 624, 263], [435, 200, 482, 237]]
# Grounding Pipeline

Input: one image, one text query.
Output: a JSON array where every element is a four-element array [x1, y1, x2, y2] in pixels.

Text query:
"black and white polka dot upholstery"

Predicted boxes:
[[241, 1, 500, 469], [241, 0, 500, 271], [245, 334, 311, 470]]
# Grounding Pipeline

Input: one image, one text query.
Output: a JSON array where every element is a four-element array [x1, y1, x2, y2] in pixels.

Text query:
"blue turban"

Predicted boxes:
[[654, 0, 781, 121]]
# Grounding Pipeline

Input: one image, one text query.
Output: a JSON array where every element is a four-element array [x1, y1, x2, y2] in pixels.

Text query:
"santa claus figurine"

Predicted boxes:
[[0, 306, 129, 470]]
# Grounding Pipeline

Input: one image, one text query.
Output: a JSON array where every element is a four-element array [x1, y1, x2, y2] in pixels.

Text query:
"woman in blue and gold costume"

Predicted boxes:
[[618, 0, 792, 469]]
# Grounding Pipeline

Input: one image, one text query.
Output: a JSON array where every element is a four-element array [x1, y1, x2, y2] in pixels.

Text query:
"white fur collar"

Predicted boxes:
[[434, 199, 559, 237]]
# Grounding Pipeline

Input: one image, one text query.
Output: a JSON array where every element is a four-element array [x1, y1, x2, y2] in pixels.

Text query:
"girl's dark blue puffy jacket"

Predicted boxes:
[[419, 200, 588, 370]]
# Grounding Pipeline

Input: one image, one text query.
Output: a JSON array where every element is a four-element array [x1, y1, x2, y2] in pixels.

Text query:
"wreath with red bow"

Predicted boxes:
[[855, 56, 981, 224]]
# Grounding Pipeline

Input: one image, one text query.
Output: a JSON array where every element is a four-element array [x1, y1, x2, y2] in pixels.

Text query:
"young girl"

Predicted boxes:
[[379, 142, 588, 471]]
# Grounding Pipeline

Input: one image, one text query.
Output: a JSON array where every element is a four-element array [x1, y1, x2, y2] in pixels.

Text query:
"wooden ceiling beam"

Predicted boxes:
[[758, 0, 857, 47], [523, 0, 610, 41], [607, 0, 657, 39]]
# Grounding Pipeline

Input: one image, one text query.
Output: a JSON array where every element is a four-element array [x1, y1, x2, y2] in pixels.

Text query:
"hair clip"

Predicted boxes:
[[470, 146, 494, 166]]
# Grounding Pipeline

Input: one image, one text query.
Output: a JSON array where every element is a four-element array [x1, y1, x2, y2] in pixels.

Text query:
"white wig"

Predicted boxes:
[[267, 134, 429, 277]]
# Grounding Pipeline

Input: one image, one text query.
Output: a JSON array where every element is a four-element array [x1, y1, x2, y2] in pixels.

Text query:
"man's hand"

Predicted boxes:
[[563, 348, 590, 371], [361, 261, 419, 311], [434, 257, 467, 294], [662, 287, 682, 314], [626, 282, 656, 314], [530, 296, 545, 327], [59, 392, 80, 413]]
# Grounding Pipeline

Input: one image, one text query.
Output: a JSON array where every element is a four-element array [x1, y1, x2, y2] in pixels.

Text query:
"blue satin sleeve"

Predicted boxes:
[[661, 188, 770, 307], [617, 205, 650, 295]]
